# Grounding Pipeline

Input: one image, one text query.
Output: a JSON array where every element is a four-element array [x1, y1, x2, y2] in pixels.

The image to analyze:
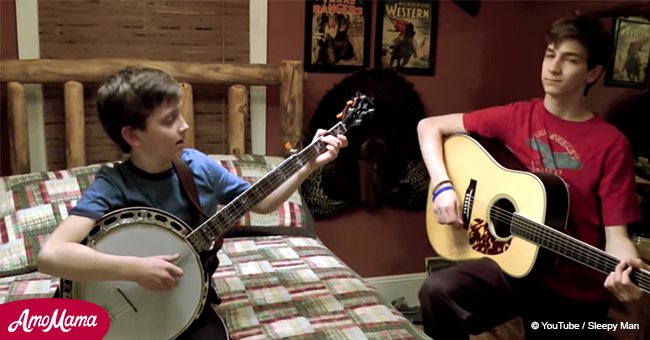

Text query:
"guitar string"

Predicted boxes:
[[462, 205, 650, 290], [460, 195, 609, 260], [470, 198, 626, 271], [467, 198, 650, 288], [458, 197, 650, 288]]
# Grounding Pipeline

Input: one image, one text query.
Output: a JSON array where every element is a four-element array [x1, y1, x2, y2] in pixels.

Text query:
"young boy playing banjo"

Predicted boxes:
[[37, 67, 348, 339]]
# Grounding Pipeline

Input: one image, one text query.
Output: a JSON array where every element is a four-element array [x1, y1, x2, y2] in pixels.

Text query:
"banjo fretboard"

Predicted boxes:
[[186, 122, 346, 252]]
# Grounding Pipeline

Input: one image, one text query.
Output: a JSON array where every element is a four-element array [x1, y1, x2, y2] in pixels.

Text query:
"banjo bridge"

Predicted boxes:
[[105, 286, 140, 321], [115, 286, 138, 313]]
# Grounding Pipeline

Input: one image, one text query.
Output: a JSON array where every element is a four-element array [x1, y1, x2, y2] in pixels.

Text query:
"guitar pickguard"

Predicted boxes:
[[467, 217, 512, 255]]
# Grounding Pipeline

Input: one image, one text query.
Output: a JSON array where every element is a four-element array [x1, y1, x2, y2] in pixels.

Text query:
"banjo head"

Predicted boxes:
[[62, 207, 209, 340]]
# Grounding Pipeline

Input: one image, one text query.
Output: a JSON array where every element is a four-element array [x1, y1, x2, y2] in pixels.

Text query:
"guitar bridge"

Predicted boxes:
[[463, 179, 477, 227]]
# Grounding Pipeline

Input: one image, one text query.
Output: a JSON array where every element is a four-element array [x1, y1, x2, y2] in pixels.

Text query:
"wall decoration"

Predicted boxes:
[[374, 0, 439, 76], [304, 0, 372, 73], [606, 16, 650, 88]]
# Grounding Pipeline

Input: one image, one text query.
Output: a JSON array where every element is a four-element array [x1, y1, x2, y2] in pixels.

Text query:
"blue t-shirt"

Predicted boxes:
[[71, 149, 251, 228]]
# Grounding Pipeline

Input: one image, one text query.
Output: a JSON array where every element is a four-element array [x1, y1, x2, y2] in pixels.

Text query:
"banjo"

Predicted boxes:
[[60, 93, 374, 340]]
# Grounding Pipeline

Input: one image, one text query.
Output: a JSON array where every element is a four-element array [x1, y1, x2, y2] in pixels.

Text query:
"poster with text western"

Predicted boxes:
[[375, 0, 439, 75], [304, 0, 372, 73]]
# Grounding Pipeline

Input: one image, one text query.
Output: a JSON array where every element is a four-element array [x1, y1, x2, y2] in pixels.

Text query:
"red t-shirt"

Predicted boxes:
[[463, 98, 641, 302]]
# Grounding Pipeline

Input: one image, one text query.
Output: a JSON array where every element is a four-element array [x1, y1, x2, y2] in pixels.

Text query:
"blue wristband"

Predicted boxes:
[[432, 185, 454, 202]]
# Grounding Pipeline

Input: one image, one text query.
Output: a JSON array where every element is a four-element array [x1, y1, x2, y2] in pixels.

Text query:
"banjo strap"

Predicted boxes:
[[172, 158, 223, 297], [172, 158, 210, 223]]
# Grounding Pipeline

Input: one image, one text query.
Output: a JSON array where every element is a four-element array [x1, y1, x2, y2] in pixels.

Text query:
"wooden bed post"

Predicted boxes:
[[180, 83, 195, 148], [7, 82, 30, 174], [64, 81, 86, 169], [228, 85, 248, 155], [279, 61, 303, 154]]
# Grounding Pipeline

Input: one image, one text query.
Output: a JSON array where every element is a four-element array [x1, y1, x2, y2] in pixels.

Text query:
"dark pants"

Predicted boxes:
[[418, 258, 611, 340], [176, 304, 228, 340]]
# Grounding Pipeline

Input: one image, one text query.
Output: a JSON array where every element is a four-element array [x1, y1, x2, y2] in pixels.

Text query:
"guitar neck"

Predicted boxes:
[[511, 214, 650, 294], [187, 122, 347, 251]]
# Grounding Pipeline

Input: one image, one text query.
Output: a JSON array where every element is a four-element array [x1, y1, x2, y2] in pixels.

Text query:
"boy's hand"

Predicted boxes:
[[433, 188, 463, 228], [311, 129, 348, 167], [133, 253, 184, 291], [604, 258, 648, 302]]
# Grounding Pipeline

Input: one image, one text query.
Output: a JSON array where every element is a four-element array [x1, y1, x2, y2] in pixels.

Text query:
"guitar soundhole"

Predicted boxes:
[[467, 197, 515, 255], [489, 198, 515, 239]]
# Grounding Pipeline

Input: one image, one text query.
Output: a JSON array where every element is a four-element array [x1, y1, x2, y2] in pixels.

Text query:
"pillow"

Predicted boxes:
[[0, 164, 105, 277], [208, 154, 316, 238]]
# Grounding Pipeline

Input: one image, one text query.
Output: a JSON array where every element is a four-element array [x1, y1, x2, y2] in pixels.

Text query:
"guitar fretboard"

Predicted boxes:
[[511, 213, 650, 293], [186, 122, 348, 251]]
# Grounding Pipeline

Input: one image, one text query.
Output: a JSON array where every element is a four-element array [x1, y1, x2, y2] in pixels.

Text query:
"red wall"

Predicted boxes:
[[0, 0, 18, 61]]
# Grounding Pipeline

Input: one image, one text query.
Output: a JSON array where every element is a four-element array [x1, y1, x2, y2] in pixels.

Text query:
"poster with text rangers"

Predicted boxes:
[[305, 0, 372, 73]]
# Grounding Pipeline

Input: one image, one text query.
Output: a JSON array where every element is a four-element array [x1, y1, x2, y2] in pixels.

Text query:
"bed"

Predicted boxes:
[[0, 58, 428, 339]]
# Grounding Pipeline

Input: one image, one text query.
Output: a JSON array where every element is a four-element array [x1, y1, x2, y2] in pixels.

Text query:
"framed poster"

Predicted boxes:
[[304, 0, 372, 73], [605, 16, 650, 88], [374, 0, 439, 75]]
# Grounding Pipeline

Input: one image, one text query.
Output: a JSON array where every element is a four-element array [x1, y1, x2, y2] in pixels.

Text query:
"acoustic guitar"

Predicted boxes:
[[426, 134, 650, 294], [60, 93, 375, 339]]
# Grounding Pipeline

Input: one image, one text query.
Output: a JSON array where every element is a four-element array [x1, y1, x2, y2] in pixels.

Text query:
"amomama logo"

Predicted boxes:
[[0, 298, 110, 339]]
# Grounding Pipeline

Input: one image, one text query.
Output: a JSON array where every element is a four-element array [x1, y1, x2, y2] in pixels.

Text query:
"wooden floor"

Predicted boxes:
[[412, 297, 649, 340], [415, 310, 649, 340], [411, 318, 524, 340], [466, 296, 650, 340], [470, 318, 524, 340]]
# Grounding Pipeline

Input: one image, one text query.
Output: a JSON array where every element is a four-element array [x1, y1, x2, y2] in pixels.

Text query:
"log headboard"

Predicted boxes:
[[0, 59, 304, 175]]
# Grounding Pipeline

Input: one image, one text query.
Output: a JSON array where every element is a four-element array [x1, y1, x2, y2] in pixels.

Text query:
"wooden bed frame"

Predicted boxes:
[[0, 59, 304, 175]]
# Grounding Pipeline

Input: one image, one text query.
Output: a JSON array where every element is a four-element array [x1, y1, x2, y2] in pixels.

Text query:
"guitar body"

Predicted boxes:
[[426, 134, 570, 278], [61, 208, 228, 340]]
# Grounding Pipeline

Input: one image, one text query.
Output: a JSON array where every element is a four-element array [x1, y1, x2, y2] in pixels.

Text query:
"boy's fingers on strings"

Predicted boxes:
[[627, 257, 648, 270], [169, 264, 184, 277], [165, 253, 180, 262]]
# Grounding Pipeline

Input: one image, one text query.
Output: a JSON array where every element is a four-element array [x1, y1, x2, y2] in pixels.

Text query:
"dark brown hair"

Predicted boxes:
[[545, 15, 610, 71], [96, 67, 181, 153]]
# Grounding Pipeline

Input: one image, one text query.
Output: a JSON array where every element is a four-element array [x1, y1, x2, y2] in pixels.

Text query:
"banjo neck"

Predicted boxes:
[[186, 123, 346, 252]]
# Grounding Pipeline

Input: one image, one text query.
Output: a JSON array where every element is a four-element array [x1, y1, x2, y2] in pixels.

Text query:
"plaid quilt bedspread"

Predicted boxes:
[[0, 235, 428, 339], [212, 236, 428, 339], [0, 271, 59, 303]]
